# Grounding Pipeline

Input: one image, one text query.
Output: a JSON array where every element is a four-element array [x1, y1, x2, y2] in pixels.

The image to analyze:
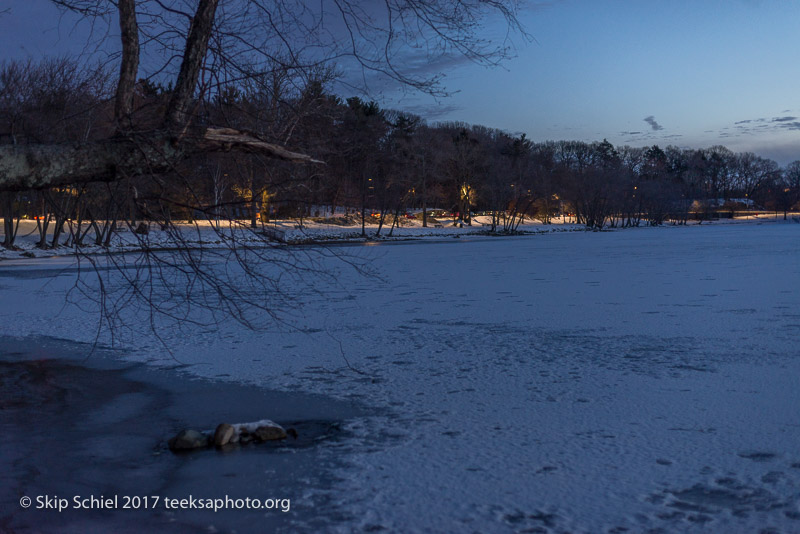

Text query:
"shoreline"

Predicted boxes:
[[0, 215, 790, 263], [0, 335, 370, 533]]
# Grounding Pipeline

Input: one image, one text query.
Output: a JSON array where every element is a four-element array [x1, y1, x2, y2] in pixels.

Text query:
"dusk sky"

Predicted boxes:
[[395, 0, 800, 165], [2, 0, 800, 164]]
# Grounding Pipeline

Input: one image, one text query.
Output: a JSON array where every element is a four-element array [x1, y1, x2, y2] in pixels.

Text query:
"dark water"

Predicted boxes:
[[0, 336, 367, 533]]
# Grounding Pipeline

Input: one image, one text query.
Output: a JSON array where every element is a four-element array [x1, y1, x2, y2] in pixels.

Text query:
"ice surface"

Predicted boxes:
[[2, 222, 799, 532]]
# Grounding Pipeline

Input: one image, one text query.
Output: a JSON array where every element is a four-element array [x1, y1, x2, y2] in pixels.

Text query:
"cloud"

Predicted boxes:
[[337, 45, 481, 98], [643, 116, 664, 131], [735, 117, 766, 124], [392, 52, 475, 79], [727, 114, 800, 136]]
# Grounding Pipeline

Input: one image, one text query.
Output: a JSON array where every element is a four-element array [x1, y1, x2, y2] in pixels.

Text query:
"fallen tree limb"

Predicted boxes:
[[199, 128, 324, 164], [0, 127, 323, 192]]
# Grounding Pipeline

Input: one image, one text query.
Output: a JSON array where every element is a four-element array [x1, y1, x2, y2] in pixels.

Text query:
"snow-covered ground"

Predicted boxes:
[[1, 215, 587, 261], [4, 211, 794, 261], [2, 221, 799, 532]]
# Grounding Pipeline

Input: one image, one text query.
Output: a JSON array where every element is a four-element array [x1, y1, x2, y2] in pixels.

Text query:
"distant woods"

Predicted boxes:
[[1, 57, 799, 248]]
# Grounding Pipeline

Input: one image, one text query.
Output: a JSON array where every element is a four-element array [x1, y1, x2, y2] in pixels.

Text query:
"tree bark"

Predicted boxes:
[[165, 0, 219, 132], [114, 0, 139, 126], [0, 128, 322, 192]]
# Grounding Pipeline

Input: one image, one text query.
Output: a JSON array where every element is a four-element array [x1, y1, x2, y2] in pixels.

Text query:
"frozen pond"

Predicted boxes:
[[2, 222, 799, 532], [0, 336, 367, 533]]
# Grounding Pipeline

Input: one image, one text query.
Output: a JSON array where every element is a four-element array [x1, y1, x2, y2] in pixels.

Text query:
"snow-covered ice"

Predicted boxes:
[[1, 221, 799, 532]]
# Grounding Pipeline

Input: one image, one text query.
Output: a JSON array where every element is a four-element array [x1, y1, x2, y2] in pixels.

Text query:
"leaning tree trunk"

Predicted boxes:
[[114, 0, 139, 128], [0, 128, 321, 192]]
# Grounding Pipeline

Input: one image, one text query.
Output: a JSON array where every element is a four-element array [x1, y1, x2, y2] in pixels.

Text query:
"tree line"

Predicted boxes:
[[2, 57, 799, 248]]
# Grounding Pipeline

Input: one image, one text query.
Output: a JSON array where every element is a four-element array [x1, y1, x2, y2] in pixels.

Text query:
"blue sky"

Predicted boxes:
[[3, 0, 800, 164], [391, 0, 800, 164]]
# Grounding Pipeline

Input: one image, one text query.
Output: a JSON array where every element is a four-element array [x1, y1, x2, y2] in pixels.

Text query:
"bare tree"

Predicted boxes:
[[443, 125, 484, 226], [734, 152, 779, 205], [1, 0, 527, 341], [773, 161, 800, 220]]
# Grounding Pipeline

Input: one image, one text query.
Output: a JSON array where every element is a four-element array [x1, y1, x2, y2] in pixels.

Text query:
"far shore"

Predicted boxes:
[[2, 212, 797, 263]]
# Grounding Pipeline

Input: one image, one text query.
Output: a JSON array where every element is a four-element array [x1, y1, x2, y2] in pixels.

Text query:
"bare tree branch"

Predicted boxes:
[[200, 127, 324, 163]]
